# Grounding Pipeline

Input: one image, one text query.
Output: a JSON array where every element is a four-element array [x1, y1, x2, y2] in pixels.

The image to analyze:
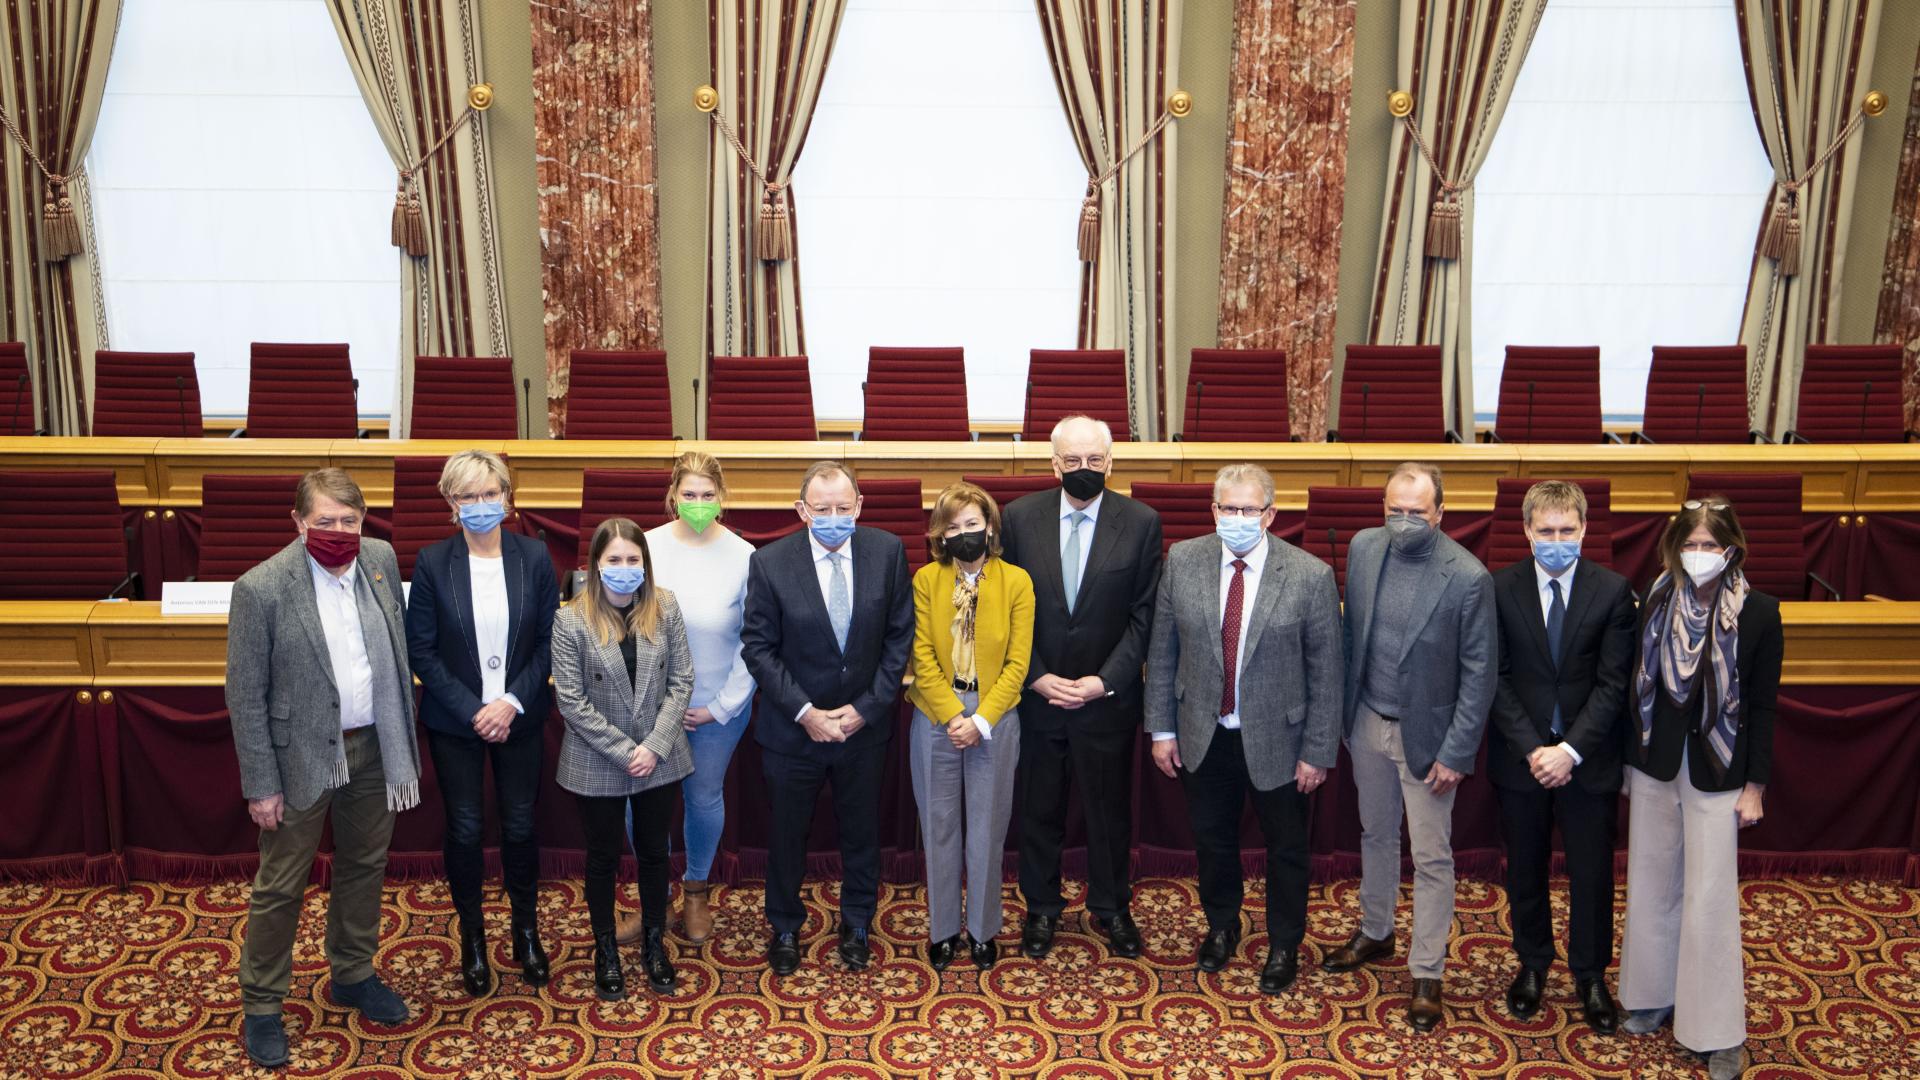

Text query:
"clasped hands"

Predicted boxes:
[[1030, 673, 1106, 710], [801, 705, 866, 743], [470, 698, 517, 743], [1526, 744, 1575, 789]]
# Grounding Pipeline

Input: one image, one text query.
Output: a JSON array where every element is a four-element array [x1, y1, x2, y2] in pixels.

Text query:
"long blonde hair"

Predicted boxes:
[[576, 517, 661, 646]]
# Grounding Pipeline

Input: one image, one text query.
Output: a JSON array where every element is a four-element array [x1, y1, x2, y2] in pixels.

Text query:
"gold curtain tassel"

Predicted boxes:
[[404, 188, 430, 257], [1777, 203, 1802, 277], [1756, 193, 1789, 261], [756, 187, 793, 263], [390, 177, 411, 249], [40, 180, 83, 260], [1424, 196, 1462, 261], [1077, 189, 1101, 262]]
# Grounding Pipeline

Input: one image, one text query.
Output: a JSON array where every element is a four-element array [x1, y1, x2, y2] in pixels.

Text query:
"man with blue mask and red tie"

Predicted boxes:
[[1487, 480, 1636, 1034]]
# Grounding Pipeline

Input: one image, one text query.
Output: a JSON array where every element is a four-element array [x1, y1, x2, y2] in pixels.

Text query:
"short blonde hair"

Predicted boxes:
[[1521, 480, 1588, 528], [438, 450, 513, 523], [1212, 463, 1275, 507], [295, 468, 366, 518], [664, 451, 728, 517], [926, 482, 1003, 564]]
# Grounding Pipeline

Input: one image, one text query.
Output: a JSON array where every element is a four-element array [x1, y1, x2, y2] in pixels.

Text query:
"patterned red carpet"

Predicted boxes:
[[2, 874, 1917, 1078]]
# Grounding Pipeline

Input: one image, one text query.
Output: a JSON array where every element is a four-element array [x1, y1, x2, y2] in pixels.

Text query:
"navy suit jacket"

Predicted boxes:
[[741, 525, 914, 757], [405, 529, 559, 741]]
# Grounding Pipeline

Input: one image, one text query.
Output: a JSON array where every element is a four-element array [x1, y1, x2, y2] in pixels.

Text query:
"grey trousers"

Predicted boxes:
[[1348, 705, 1457, 978], [909, 692, 1021, 944]]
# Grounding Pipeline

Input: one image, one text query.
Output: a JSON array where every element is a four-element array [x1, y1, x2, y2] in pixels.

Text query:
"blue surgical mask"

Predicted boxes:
[[599, 565, 646, 595], [458, 499, 507, 534], [1215, 515, 1264, 554], [809, 513, 856, 548], [1532, 539, 1580, 573]]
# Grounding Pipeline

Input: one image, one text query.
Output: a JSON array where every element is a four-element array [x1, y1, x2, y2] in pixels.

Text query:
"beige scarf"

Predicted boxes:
[[949, 567, 982, 686]]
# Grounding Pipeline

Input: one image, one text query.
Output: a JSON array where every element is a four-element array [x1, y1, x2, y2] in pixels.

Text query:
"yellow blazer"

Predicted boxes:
[[908, 556, 1034, 727]]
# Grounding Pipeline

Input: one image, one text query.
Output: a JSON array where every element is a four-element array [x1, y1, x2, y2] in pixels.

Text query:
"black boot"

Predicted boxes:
[[459, 921, 492, 998], [642, 926, 677, 993], [592, 930, 625, 1001], [511, 915, 550, 987]]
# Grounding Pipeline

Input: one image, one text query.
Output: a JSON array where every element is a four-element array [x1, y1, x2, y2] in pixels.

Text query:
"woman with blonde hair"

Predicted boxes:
[[552, 517, 694, 1000], [907, 481, 1034, 970]]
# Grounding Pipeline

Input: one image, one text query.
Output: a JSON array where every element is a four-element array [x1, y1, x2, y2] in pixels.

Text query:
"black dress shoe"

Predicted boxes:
[[511, 917, 549, 987], [1506, 967, 1545, 1019], [1021, 913, 1058, 959], [1196, 926, 1240, 973], [459, 922, 492, 997], [767, 932, 801, 977], [1259, 948, 1299, 994], [1578, 977, 1619, 1035], [970, 937, 998, 969], [837, 924, 871, 971], [641, 926, 676, 993], [1093, 911, 1143, 959], [242, 1013, 289, 1069], [592, 930, 625, 1001], [928, 935, 960, 972]]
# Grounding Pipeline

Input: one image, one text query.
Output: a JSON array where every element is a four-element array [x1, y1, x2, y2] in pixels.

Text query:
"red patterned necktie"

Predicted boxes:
[[1220, 559, 1248, 715]]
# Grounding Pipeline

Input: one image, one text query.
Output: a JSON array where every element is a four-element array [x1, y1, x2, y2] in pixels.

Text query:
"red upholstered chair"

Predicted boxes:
[[1487, 477, 1614, 570], [962, 473, 1058, 513], [241, 343, 361, 438], [1333, 345, 1451, 442], [565, 349, 676, 440], [1639, 345, 1757, 444], [862, 346, 971, 441], [576, 469, 673, 569], [1024, 349, 1131, 442], [1686, 472, 1837, 600], [0, 342, 39, 435], [1301, 486, 1383, 593], [93, 350, 203, 438], [1493, 345, 1606, 444], [856, 477, 931, 574], [1787, 344, 1912, 443], [389, 456, 461, 580], [409, 355, 519, 440], [0, 471, 137, 599], [196, 474, 302, 581], [705, 354, 818, 441], [1130, 482, 1220, 556], [1181, 347, 1291, 442]]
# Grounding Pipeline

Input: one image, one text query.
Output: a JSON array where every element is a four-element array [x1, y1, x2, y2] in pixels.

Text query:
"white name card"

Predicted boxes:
[[160, 581, 234, 616]]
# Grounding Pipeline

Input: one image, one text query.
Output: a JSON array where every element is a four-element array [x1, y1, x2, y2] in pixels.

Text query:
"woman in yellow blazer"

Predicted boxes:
[[909, 481, 1034, 972]]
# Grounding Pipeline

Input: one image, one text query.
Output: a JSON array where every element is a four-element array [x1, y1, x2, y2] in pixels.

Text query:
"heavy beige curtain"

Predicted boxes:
[[1876, 36, 1920, 433], [1037, 0, 1182, 440], [1363, 0, 1546, 439], [704, 0, 848, 362], [1736, 0, 1884, 438], [326, 0, 512, 438], [0, 2, 121, 435]]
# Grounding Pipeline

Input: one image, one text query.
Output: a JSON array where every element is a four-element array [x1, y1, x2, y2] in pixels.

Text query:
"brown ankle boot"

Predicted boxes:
[[680, 881, 713, 943], [614, 908, 644, 946]]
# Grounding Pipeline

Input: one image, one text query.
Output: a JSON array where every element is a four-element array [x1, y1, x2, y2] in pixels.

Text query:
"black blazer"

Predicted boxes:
[[1629, 585, 1782, 793], [1489, 558, 1637, 793], [999, 486, 1162, 732], [741, 525, 914, 757], [405, 529, 559, 741]]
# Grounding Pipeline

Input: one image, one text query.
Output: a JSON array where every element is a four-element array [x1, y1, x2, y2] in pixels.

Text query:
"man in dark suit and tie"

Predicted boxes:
[[741, 461, 914, 976], [1490, 480, 1636, 1033], [1000, 414, 1162, 959]]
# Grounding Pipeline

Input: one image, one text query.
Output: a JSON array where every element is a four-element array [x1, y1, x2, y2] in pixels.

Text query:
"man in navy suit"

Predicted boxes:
[[741, 461, 914, 976]]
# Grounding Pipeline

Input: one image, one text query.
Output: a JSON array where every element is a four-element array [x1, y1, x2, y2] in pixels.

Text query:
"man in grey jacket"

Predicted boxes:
[[227, 468, 420, 1069], [1323, 461, 1496, 1033], [1146, 464, 1343, 994]]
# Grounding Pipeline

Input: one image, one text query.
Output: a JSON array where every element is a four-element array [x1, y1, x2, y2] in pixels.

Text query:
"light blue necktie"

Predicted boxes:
[[827, 551, 851, 651], [1062, 511, 1088, 614]]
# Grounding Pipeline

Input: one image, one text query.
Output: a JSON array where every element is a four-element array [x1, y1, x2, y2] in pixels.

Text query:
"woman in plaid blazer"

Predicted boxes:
[[552, 517, 694, 1001]]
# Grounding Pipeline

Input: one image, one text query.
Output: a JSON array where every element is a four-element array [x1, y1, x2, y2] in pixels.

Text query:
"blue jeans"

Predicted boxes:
[[627, 706, 751, 881]]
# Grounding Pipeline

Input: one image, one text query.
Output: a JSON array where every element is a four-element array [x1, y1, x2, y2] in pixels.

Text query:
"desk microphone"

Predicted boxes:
[[521, 377, 532, 439], [352, 377, 361, 429], [1693, 382, 1706, 441], [1860, 380, 1874, 441], [175, 375, 191, 438], [10, 373, 26, 436], [1525, 380, 1536, 443], [1190, 380, 1204, 440], [691, 376, 701, 440], [1359, 383, 1370, 439]]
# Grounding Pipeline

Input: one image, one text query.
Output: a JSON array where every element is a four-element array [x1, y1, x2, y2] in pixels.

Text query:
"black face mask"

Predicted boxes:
[[1061, 468, 1106, 502], [945, 529, 989, 564]]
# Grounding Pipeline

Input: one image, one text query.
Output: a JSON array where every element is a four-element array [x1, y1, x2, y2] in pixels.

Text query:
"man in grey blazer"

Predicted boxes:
[[227, 468, 420, 1069], [1146, 464, 1342, 994], [1323, 461, 1496, 1033]]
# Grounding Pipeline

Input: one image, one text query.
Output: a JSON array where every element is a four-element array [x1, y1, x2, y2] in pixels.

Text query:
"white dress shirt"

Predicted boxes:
[[308, 553, 375, 731], [1535, 557, 1583, 766], [1058, 490, 1103, 586], [1152, 535, 1269, 742], [468, 553, 522, 714], [796, 531, 855, 724]]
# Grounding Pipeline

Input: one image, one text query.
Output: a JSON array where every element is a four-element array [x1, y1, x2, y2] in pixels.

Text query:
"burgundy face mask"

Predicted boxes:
[[304, 527, 361, 569]]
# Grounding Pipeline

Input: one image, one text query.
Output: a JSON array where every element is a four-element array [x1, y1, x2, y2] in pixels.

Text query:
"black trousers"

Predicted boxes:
[[427, 728, 542, 931], [762, 739, 885, 935], [1181, 728, 1311, 948], [576, 783, 680, 936], [1018, 719, 1135, 921], [1495, 778, 1618, 980]]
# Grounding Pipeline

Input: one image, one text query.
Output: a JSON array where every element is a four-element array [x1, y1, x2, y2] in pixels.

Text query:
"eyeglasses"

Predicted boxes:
[[1213, 503, 1271, 519], [452, 489, 503, 507], [1682, 499, 1730, 511], [1056, 455, 1109, 471]]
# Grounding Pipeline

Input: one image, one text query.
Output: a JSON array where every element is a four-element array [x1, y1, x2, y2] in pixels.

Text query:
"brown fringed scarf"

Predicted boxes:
[[949, 568, 982, 687]]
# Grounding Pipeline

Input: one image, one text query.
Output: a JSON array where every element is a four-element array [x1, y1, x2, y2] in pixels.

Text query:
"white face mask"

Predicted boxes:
[[1680, 549, 1729, 586]]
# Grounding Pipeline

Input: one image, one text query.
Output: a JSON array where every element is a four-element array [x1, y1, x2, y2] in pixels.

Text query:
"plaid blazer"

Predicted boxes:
[[552, 589, 694, 797]]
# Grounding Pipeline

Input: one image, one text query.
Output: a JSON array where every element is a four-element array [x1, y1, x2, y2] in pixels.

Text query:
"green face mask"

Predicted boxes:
[[677, 501, 721, 532]]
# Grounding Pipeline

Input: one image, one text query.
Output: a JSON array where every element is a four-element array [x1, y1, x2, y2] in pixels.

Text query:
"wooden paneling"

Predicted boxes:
[[86, 604, 228, 686], [1516, 444, 1691, 513], [1683, 446, 1859, 513], [1178, 443, 1352, 509], [0, 436, 157, 504], [843, 442, 1014, 505], [0, 601, 96, 684], [1344, 444, 1521, 511], [151, 438, 333, 505], [1851, 445, 1920, 511], [1779, 601, 1920, 684], [328, 439, 510, 508], [504, 440, 679, 508]]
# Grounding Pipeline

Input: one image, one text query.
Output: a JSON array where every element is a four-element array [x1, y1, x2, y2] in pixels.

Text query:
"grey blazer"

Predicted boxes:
[[552, 590, 695, 797], [1145, 534, 1343, 790], [1340, 526, 1498, 781], [227, 537, 412, 812]]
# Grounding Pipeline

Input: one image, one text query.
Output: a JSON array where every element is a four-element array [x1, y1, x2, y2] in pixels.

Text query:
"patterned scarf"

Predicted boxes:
[[949, 567, 982, 686], [1635, 567, 1747, 779]]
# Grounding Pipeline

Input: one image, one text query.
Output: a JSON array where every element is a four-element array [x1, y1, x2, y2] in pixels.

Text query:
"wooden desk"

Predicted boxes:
[[0, 601, 98, 685], [1176, 443, 1350, 509], [152, 437, 334, 505], [1776, 601, 1920, 684], [328, 439, 510, 508], [1344, 443, 1521, 511], [1515, 444, 1690, 513], [502, 440, 680, 508], [1683, 445, 1859, 512], [85, 602, 228, 686], [0, 436, 157, 504]]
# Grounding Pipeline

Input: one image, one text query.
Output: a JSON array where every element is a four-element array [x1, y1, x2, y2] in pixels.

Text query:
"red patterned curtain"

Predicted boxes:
[[1875, 35, 1920, 434]]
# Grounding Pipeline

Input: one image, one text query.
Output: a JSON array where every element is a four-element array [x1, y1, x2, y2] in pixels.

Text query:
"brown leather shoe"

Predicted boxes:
[[1321, 929, 1395, 972], [614, 909, 644, 946], [679, 881, 713, 943], [1408, 978, 1444, 1032]]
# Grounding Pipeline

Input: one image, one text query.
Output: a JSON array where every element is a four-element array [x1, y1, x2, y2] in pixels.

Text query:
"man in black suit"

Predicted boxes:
[[1490, 480, 1636, 1033], [1000, 414, 1162, 959], [741, 461, 914, 976]]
